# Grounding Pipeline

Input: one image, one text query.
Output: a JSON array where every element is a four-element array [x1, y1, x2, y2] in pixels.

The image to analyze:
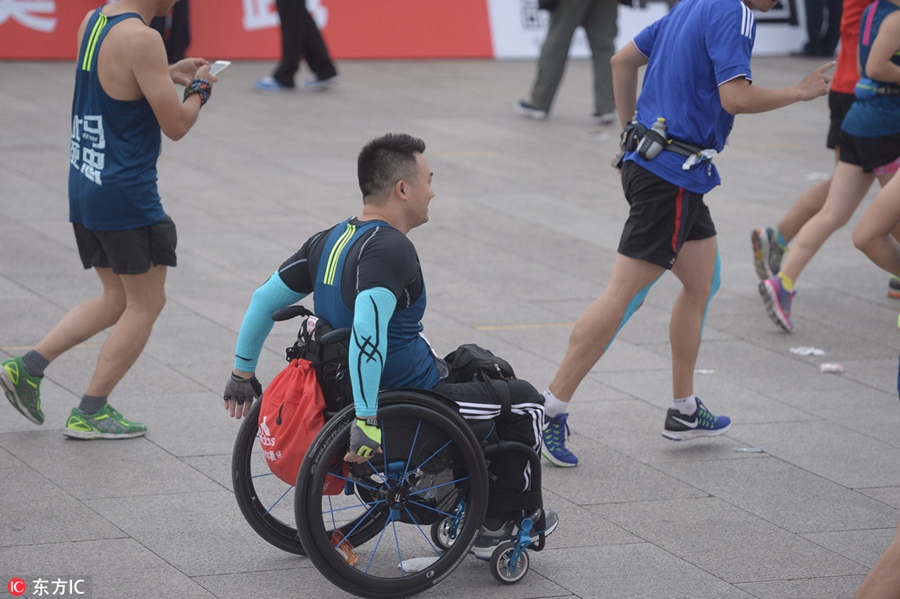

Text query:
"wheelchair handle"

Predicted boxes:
[[271, 304, 314, 322], [319, 328, 350, 345]]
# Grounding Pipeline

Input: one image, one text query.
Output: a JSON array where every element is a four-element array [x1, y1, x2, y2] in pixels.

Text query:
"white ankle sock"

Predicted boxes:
[[542, 389, 569, 418], [672, 395, 698, 415]]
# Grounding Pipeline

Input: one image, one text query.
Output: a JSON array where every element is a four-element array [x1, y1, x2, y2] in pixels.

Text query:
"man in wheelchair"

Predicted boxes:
[[223, 133, 557, 558]]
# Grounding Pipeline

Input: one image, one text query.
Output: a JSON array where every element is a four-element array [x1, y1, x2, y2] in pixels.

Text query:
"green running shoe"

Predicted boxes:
[[0, 356, 44, 425], [64, 404, 147, 440]]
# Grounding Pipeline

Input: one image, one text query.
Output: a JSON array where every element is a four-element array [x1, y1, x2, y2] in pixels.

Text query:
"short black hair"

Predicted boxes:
[[357, 133, 426, 200]]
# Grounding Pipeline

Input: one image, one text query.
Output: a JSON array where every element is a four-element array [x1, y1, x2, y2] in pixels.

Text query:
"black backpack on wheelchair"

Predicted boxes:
[[277, 305, 352, 415]]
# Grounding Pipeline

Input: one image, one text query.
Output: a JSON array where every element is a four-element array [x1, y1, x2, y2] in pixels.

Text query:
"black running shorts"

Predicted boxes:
[[74, 216, 177, 275], [826, 91, 855, 150], [838, 130, 900, 173], [618, 161, 716, 269]]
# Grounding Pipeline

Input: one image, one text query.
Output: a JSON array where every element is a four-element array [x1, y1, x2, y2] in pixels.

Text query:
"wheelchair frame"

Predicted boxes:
[[231, 307, 545, 597]]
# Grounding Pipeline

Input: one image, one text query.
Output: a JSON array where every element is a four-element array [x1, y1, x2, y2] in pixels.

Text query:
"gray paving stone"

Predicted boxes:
[[3, 56, 900, 598], [1, 432, 221, 500], [0, 538, 216, 599], [536, 544, 755, 599], [593, 497, 867, 582], [734, 576, 867, 599], [729, 421, 900, 488], [802, 527, 898, 566], [85, 490, 298, 577], [656, 456, 900, 533], [0, 466, 124, 547]]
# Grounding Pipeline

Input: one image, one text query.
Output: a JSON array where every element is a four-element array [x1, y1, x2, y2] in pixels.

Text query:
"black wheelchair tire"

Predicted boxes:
[[296, 390, 489, 599], [231, 399, 306, 555]]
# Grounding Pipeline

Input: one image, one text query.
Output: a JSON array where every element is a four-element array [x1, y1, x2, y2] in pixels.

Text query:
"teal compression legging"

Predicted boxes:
[[604, 246, 721, 351]]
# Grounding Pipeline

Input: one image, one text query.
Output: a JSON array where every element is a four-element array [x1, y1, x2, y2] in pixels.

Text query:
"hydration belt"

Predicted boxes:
[[629, 122, 717, 169]]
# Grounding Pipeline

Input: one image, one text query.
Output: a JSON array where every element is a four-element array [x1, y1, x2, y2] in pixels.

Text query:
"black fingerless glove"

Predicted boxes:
[[223, 374, 262, 405]]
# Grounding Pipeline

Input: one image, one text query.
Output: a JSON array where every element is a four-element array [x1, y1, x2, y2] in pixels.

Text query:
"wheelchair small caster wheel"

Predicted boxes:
[[489, 540, 529, 584], [431, 517, 459, 551]]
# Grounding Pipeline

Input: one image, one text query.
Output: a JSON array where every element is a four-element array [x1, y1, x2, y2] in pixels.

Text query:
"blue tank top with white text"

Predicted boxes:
[[68, 9, 164, 231]]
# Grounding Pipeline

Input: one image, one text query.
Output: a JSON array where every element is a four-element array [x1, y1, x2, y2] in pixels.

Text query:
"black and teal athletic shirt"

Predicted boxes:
[[276, 218, 441, 394]]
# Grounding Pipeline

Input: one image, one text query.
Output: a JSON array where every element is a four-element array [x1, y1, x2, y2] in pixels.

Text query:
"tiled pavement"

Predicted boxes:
[[1, 56, 898, 598]]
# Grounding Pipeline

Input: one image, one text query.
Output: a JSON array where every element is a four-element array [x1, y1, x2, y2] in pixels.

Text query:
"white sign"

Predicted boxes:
[[0, 0, 57, 33], [486, 0, 805, 59]]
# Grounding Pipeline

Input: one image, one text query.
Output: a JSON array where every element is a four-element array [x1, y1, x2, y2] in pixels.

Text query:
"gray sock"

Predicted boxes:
[[78, 395, 107, 415], [21, 350, 49, 378]]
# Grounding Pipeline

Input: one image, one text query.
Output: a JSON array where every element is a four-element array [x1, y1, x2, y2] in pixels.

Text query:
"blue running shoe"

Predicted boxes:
[[254, 76, 293, 92], [760, 276, 795, 332], [542, 413, 578, 467], [302, 74, 341, 91], [662, 398, 731, 441]]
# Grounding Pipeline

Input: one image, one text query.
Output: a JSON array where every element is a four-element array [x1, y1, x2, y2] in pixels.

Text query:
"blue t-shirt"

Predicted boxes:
[[842, 0, 900, 137], [68, 9, 165, 231], [626, 0, 756, 193]]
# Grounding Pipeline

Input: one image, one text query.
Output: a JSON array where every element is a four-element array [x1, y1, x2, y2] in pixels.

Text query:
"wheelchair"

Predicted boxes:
[[232, 306, 546, 598]]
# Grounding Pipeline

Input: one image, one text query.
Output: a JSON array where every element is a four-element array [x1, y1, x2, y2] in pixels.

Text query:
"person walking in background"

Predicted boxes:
[[150, 0, 190, 64], [796, 0, 843, 56], [0, 0, 216, 439], [759, 0, 900, 332], [255, 0, 340, 92], [539, 0, 832, 467], [516, 0, 618, 124]]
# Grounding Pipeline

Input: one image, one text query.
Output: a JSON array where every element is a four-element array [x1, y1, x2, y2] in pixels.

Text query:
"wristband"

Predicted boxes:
[[184, 78, 212, 106]]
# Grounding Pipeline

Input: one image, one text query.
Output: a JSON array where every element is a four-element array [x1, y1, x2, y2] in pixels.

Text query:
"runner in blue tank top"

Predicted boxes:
[[537, 0, 833, 465], [1, 0, 218, 440]]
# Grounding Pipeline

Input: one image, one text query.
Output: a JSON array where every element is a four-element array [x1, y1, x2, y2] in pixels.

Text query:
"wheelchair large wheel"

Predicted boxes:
[[231, 399, 305, 555], [296, 390, 489, 599]]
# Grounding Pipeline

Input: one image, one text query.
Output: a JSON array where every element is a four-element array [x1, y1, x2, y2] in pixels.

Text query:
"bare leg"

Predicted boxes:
[[780, 161, 876, 283], [777, 178, 831, 243], [548, 254, 665, 402], [34, 267, 127, 363], [670, 237, 718, 399], [83, 265, 167, 397], [777, 147, 839, 243], [854, 519, 900, 599], [854, 170, 900, 276]]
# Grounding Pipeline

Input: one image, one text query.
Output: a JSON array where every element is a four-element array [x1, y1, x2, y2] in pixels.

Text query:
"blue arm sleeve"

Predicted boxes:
[[233, 273, 307, 372], [350, 287, 397, 418]]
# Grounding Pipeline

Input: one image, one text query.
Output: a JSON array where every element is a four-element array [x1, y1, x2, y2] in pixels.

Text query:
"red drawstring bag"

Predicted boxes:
[[258, 358, 344, 494]]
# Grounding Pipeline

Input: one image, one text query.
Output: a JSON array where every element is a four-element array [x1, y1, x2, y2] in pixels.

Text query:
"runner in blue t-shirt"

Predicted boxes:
[[538, 0, 833, 466]]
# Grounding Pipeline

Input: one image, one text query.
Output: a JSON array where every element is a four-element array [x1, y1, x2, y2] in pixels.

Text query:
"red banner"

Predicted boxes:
[[0, 0, 493, 61]]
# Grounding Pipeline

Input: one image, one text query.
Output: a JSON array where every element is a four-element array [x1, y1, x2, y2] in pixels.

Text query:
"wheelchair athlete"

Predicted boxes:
[[223, 133, 557, 558]]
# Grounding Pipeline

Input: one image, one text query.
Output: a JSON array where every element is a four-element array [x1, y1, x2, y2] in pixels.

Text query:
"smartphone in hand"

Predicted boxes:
[[210, 60, 231, 76]]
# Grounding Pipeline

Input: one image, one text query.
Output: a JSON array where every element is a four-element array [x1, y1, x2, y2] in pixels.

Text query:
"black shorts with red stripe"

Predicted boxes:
[[617, 161, 716, 269]]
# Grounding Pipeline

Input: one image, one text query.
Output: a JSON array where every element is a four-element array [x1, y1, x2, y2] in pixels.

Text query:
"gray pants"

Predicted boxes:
[[529, 0, 618, 115]]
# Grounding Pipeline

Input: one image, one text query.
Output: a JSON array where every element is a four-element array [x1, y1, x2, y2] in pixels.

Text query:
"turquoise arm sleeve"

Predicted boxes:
[[233, 273, 307, 372], [350, 287, 397, 418]]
